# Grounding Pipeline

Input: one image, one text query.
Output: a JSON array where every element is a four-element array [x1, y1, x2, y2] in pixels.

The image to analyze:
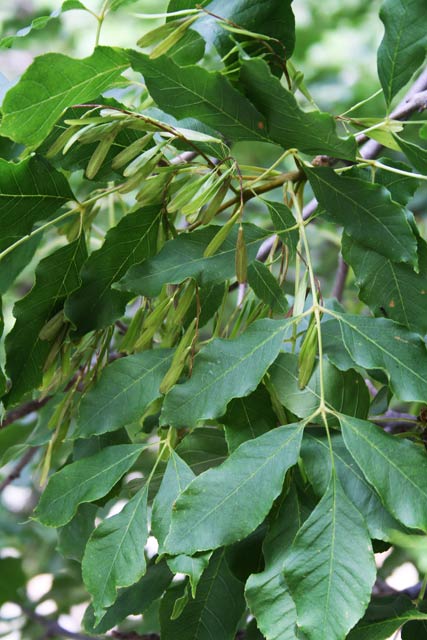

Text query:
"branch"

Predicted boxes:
[[1, 396, 51, 429], [0, 447, 38, 493], [23, 608, 102, 640], [329, 67, 427, 298]]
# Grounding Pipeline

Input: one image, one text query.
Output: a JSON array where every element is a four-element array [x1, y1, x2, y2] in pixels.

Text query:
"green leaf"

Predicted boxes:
[[0, 2, 87, 49], [220, 385, 277, 452], [0, 236, 40, 295], [339, 414, 427, 532], [248, 261, 288, 314], [301, 433, 402, 541], [348, 606, 427, 640], [305, 166, 417, 265], [34, 444, 145, 527], [129, 51, 268, 143], [57, 504, 98, 562], [0, 47, 129, 148], [73, 349, 173, 440], [65, 206, 161, 335], [120, 222, 266, 296], [245, 487, 301, 640], [167, 553, 212, 598], [165, 423, 303, 555], [322, 311, 427, 403], [0, 156, 74, 253], [82, 485, 149, 619], [83, 560, 173, 634], [160, 549, 246, 640], [269, 353, 370, 422], [152, 451, 195, 551], [175, 427, 228, 475], [395, 135, 427, 174], [4, 237, 88, 406], [240, 59, 357, 160], [265, 199, 298, 255], [343, 233, 427, 334], [284, 475, 376, 640], [161, 317, 293, 428], [0, 557, 26, 605], [377, 0, 427, 105]]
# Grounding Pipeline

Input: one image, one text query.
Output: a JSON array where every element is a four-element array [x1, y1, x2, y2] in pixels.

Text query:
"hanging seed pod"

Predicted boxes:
[[235, 225, 248, 284], [85, 129, 118, 179], [298, 315, 318, 389], [136, 171, 170, 204], [199, 179, 230, 224], [46, 126, 80, 158], [137, 18, 182, 48], [39, 309, 66, 341], [119, 152, 163, 193], [111, 133, 154, 170], [78, 120, 121, 144], [203, 208, 240, 257], [159, 317, 197, 394], [134, 297, 174, 350], [120, 304, 146, 354], [293, 270, 308, 317], [167, 172, 210, 213], [174, 280, 197, 324], [123, 142, 167, 178], [149, 15, 199, 59]]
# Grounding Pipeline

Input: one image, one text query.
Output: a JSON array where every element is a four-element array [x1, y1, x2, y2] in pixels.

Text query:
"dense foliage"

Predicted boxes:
[[1, 0, 427, 638]]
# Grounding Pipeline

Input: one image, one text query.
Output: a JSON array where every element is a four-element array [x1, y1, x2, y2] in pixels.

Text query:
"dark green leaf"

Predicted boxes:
[[165, 423, 303, 555], [220, 385, 277, 452], [65, 206, 161, 335], [265, 199, 298, 255], [305, 166, 417, 265], [34, 444, 145, 527], [0, 557, 26, 605], [119, 223, 267, 297], [160, 549, 246, 640], [340, 414, 427, 532], [343, 233, 427, 334], [57, 503, 97, 562], [377, 0, 427, 105], [129, 51, 268, 143], [161, 318, 293, 428], [245, 487, 301, 640], [175, 427, 228, 475], [0, 156, 74, 253], [270, 353, 370, 422], [248, 261, 288, 313], [0, 47, 129, 148], [73, 349, 173, 439], [83, 560, 173, 634], [152, 451, 195, 552], [0, 235, 40, 295], [348, 606, 427, 640], [5, 236, 87, 406], [301, 433, 402, 541], [240, 59, 356, 160], [395, 134, 427, 174], [322, 311, 427, 403], [82, 485, 149, 619], [284, 475, 376, 640]]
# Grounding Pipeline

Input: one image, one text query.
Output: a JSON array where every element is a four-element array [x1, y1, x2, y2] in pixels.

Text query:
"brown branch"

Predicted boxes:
[[1, 396, 51, 429], [0, 447, 38, 493]]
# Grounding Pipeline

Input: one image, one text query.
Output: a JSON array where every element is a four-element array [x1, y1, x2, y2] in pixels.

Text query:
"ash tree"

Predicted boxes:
[[1, 0, 427, 639]]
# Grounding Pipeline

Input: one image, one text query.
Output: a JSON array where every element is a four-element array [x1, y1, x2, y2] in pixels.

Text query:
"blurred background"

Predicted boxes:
[[0, 1, 426, 639]]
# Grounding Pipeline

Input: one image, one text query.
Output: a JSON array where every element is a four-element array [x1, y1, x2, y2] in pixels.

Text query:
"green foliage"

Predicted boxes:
[[1, 1, 427, 639]]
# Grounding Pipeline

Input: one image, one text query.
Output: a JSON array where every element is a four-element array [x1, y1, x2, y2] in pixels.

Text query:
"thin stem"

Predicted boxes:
[[339, 89, 383, 117], [95, 0, 109, 47], [417, 574, 427, 605], [245, 149, 297, 189], [292, 186, 335, 469], [0, 184, 121, 262], [360, 158, 427, 182]]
